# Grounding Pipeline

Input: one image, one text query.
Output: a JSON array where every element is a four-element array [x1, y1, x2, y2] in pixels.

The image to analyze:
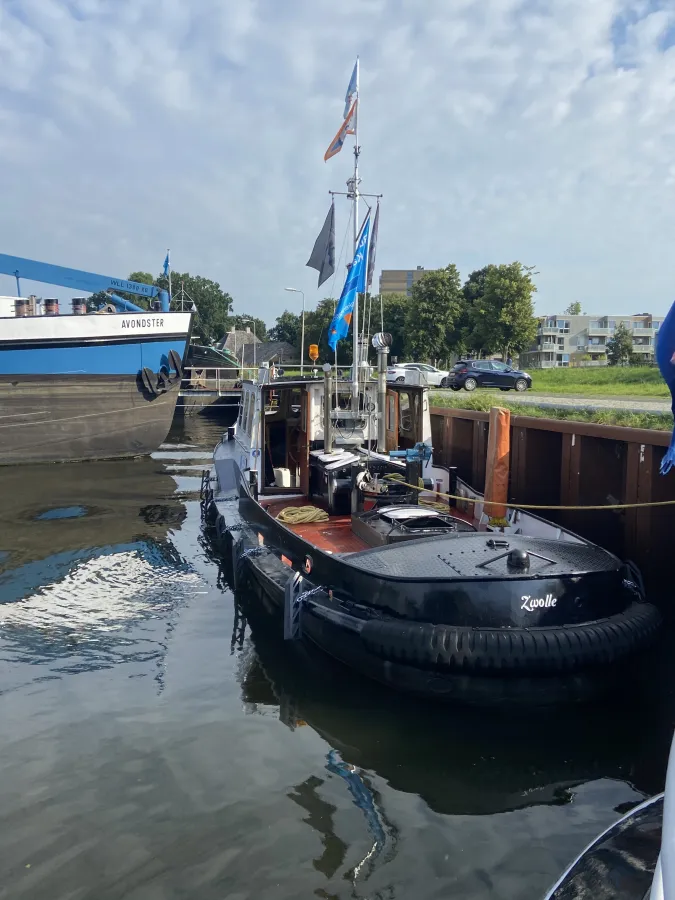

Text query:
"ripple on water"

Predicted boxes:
[[0, 540, 205, 680]]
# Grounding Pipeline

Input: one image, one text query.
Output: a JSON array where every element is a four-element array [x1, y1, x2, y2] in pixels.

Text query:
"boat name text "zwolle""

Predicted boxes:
[[521, 593, 557, 612], [121, 318, 165, 329]]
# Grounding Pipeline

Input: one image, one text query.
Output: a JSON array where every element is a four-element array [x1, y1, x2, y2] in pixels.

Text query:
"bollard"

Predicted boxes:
[[484, 406, 510, 525]]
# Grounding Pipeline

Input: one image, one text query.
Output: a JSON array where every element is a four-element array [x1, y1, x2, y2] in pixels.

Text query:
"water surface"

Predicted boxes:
[[1, 413, 673, 900]]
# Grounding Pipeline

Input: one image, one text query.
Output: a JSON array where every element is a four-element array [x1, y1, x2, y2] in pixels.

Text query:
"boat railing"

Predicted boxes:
[[181, 367, 242, 394]]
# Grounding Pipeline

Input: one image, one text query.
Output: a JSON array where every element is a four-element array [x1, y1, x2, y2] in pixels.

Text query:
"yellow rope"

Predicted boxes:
[[383, 474, 675, 512], [277, 505, 329, 524], [419, 498, 452, 512]]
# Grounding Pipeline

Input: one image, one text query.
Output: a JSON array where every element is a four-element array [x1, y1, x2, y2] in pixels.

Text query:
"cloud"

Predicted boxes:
[[1, 0, 675, 322]]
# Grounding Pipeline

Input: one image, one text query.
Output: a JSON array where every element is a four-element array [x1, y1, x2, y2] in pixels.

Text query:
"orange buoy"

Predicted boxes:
[[483, 406, 510, 525]]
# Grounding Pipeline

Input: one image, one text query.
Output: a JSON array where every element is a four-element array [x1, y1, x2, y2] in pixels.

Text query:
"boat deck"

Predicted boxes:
[[259, 495, 478, 555], [260, 497, 367, 554]]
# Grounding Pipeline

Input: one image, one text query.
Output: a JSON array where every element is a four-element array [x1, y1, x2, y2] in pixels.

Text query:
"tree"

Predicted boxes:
[[606, 322, 634, 366], [404, 265, 464, 363], [228, 314, 267, 342], [155, 272, 233, 344], [380, 293, 408, 360], [303, 297, 349, 363], [268, 310, 301, 346], [86, 290, 110, 312], [120, 271, 154, 309], [564, 302, 583, 315], [464, 262, 538, 360]]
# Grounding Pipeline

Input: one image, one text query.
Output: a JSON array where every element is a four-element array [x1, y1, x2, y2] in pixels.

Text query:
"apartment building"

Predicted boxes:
[[379, 266, 438, 297], [521, 313, 664, 368]]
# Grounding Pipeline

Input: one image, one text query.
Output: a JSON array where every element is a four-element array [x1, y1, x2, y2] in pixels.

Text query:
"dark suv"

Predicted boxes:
[[444, 359, 532, 392]]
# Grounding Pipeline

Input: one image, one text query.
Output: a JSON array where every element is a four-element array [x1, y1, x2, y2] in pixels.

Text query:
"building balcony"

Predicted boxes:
[[540, 341, 557, 350], [632, 344, 654, 353], [587, 326, 612, 336], [539, 326, 558, 336], [632, 327, 655, 337]]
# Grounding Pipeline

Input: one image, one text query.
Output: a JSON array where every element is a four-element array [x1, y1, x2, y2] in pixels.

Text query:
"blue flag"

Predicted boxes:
[[328, 212, 370, 351], [163, 250, 170, 276], [657, 302, 675, 474]]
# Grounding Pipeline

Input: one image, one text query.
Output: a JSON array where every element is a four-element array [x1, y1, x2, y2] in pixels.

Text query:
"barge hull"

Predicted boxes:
[[0, 374, 179, 464]]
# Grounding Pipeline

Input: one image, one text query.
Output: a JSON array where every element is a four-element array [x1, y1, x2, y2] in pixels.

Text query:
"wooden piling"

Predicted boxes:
[[483, 406, 510, 522]]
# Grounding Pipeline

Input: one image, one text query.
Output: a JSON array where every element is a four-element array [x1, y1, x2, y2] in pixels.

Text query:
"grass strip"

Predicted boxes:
[[430, 390, 673, 431]]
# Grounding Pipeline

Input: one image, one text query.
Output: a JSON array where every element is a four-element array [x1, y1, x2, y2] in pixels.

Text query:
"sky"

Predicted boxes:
[[2, 0, 675, 325]]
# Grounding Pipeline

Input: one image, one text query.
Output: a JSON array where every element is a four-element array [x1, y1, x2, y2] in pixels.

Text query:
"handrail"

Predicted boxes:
[[181, 367, 242, 394]]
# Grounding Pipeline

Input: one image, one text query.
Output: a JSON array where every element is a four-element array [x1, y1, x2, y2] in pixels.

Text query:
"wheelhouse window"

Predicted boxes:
[[399, 392, 412, 432]]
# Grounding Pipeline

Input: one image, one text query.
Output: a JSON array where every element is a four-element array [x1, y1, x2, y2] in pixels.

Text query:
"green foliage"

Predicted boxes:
[[404, 265, 463, 363], [429, 391, 670, 431], [268, 310, 300, 346], [85, 290, 110, 312], [303, 297, 350, 363], [155, 272, 233, 344], [606, 322, 635, 366], [228, 314, 267, 341], [380, 293, 408, 360], [564, 302, 583, 315], [464, 262, 538, 359], [121, 271, 154, 310]]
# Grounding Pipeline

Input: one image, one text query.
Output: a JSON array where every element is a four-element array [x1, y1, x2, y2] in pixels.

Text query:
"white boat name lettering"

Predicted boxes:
[[521, 593, 557, 611], [121, 318, 164, 329]]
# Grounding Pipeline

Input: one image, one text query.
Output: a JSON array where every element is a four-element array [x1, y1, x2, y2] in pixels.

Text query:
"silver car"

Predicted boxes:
[[386, 363, 451, 386]]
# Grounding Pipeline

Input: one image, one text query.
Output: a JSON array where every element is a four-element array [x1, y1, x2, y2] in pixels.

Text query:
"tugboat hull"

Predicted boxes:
[[204, 456, 660, 705], [230, 540, 650, 705]]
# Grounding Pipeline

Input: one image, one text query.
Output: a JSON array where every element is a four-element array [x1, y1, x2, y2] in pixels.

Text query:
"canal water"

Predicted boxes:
[[1, 414, 674, 900]]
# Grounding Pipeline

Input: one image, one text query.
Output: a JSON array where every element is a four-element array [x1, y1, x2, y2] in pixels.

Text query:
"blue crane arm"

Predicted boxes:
[[0, 253, 170, 313]]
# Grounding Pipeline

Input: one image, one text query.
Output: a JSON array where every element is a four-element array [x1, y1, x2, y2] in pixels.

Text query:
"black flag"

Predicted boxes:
[[306, 201, 335, 287]]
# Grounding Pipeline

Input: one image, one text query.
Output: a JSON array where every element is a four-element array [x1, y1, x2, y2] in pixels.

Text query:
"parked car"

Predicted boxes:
[[386, 362, 450, 386], [447, 360, 532, 392]]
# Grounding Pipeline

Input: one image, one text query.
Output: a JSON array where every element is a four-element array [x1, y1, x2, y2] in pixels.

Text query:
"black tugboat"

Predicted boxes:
[[202, 59, 659, 702], [201, 355, 660, 704]]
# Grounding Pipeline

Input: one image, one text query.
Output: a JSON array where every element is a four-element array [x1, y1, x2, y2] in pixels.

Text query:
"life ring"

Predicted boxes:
[[303, 555, 313, 575]]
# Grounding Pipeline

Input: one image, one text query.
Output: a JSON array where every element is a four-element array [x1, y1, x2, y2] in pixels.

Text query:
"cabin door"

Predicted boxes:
[[385, 389, 399, 451]]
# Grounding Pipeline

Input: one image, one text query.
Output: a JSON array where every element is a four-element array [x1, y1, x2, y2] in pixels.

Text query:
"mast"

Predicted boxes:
[[350, 57, 360, 405]]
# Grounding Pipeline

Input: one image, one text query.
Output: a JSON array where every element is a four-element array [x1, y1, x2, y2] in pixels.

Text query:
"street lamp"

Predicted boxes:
[[285, 288, 305, 376]]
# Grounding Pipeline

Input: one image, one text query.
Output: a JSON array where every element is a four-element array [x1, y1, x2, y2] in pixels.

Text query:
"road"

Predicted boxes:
[[432, 389, 672, 415]]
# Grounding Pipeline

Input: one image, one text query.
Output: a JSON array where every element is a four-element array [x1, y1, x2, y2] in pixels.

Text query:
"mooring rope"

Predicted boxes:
[[382, 474, 675, 512]]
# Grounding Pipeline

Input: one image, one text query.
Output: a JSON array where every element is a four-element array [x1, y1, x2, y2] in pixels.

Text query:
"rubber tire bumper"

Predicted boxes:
[[359, 602, 661, 675]]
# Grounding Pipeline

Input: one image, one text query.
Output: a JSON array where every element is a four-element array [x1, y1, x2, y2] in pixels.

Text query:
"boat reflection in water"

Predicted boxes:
[[0, 457, 198, 687], [213, 533, 660, 891]]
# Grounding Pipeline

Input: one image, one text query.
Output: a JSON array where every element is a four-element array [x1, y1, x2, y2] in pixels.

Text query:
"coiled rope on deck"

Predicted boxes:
[[277, 506, 329, 525]]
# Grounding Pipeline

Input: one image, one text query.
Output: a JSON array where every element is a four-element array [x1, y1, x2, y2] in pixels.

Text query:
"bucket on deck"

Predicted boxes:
[[14, 298, 27, 317], [71, 298, 87, 315], [44, 298, 59, 316]]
